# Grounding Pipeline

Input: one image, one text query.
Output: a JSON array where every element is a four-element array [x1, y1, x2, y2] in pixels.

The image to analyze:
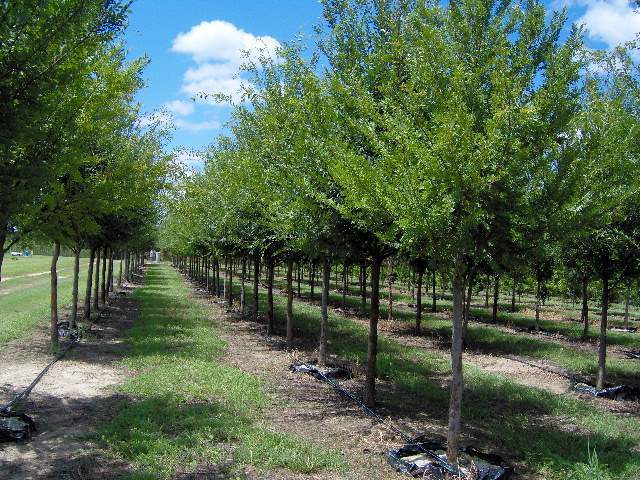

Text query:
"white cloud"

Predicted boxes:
[[164, 99, 195, 116], [573, 0, 640, 48], [172, 20, 279, 64], [171, 20, 280, 105], [175, 118, 221, 133]]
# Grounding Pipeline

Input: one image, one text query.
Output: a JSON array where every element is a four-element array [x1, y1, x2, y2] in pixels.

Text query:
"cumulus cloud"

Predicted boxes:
[[164, 99, 195, 116], [171, 20, 280, 105], [572, 0, 640, 48]]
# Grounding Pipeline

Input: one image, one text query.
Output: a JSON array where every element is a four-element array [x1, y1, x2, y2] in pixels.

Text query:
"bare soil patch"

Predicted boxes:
[[0, 284, 140, 479]]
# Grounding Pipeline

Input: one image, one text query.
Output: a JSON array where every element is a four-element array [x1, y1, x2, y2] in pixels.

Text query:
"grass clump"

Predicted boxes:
[[101, 264, 343, 479]]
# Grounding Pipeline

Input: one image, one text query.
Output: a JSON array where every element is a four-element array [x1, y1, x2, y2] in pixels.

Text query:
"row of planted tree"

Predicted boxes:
[[1, 1, 171, 347], [160, 0, 640, 463]]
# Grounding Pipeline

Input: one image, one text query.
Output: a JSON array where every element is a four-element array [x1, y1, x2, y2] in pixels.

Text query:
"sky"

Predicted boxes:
[[124, 0, 640, 169]]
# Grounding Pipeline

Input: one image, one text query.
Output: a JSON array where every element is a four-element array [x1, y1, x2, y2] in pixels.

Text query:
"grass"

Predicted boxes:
[[212, 270, 640, 480], [0, 255, 92, 345], [265, 276, 640, 382], [101, 264, 343, 479]]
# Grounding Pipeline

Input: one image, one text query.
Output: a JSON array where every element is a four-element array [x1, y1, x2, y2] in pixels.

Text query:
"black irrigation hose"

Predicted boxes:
[[0, 303, 112, 415], [0, 340, 76, 414], [305, 367, 464, 478]]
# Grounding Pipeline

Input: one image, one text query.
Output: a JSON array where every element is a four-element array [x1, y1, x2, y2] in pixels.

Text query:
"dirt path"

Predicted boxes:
[[0, 284, 139, 479]]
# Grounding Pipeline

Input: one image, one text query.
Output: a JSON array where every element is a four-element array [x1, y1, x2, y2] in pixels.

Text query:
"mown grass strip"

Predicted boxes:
[[101, 264, 343, 479]]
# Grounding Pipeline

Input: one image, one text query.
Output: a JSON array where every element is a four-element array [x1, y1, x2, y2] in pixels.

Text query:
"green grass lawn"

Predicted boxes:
[[101, 264, 343, 479], [0, 255, 93, 345], [228, 270, 640, 480]]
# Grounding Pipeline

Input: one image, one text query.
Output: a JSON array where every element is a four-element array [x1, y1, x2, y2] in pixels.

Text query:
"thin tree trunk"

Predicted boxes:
[[70, 248, 81, 328], [432, 270, 437, 312], [118, 252, 123, 288], [485, 275, 490, 308], [253, 256, 260, 322], [94, 248, 101, 312], [416, 269, 423, 332], [100, 247, 107, 305], [492, 275, 499, 323], [535, 278, 541, 331], [365, 257, 382, 407], [511, 280, 516, 312], [624, 284, 630, 329], [319, 256, 331, 365], [387, 260, 393, 322], [50, 241, 61, 349], [597, 276, 609, 390], [267, 257, 274, 334], [241, 257, 246, 316], [0, 224, 6, 283], [342, 262, 347, 308], [297, 262, 301, 297], [227, 258, 233, 308], [286, 257, 294, 350], [360, 261, 367, 314], [84, 247, 96, 321], [581, 277, 589, 338], [446, 265, 466, 463]]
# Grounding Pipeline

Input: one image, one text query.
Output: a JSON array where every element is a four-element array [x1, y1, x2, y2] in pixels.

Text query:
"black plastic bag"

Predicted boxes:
[[0, 412, 35, 442]]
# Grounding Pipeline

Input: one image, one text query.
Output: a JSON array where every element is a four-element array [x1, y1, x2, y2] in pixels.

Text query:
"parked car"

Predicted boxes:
[[10, 251, 22, 256]]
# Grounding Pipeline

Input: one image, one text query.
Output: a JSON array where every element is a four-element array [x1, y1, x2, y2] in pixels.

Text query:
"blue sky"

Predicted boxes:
[[124, 0, 639, 168]]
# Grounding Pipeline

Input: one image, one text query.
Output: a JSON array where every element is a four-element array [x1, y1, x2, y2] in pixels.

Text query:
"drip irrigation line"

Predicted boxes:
[[0, 299, 114, 415], [502, 355, 576, 382], [304, 366, 464, 478]]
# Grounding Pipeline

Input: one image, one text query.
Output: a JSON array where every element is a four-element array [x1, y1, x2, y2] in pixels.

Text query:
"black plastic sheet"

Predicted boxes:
[[624, 350, 640, 360], [387, 436, 512, 480], [573, 382, 640, 401], [611, 327, 638, 333], [290, 360, 352, 380], [0, 412, 35, 442], [57, 321, 79, 341]]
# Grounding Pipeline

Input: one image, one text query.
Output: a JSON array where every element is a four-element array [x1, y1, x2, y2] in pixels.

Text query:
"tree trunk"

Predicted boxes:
[[267, 257, 274, 334], [50, 241, 61, 349], [360, 261, 367, 314], [253, 256, 260, 322], [240, 257, 246, 316], [624, 284, 630, 329], [94, 248, 101, 312], [319, 256, 331, 365], [432, 270, 437, 312], [416, 268, 423, 332], [446, 264, 466, 463], [286, 257, 294, 350], [485, 275, 490, 308], [387, 260, 393, 322], [227, 258, 233, 308], [597, 276, 609, 390], [223, 258, 228, 300], [511, 280, 516, 312], [535, 278, 541, 331], [100, 247, 107, 305], [70, 248, 81, 328], [365, 257, 382, 407], [492, 275, 499, 323], [0, 224, 6, 283], [581, 277, 589, 338], [84, 247, 96, 321], [297, 262, 301, 297], [342, 262, 347, 309]]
